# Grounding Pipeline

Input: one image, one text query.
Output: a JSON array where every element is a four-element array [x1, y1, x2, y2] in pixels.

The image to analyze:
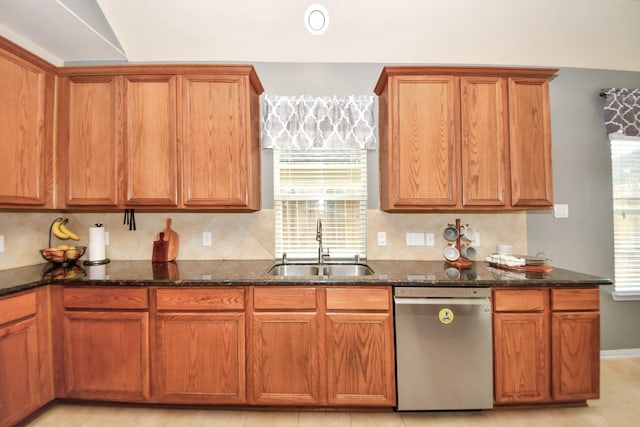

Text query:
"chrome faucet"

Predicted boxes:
[[316, 219, 330, 264]]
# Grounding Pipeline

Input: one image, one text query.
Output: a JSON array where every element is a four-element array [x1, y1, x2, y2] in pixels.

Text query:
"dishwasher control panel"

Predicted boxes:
[[394, 286, 490, 298]]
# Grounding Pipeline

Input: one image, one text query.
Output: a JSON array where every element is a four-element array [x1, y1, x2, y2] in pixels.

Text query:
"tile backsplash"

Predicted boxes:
[[0, 210, 526, 270]]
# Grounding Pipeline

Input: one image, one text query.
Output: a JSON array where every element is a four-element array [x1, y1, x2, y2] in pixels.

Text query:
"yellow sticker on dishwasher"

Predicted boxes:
[[438, 308, 454, 325]]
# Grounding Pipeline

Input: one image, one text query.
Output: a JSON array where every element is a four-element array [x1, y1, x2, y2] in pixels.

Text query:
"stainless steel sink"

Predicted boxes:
[[322, 263, 374, 277], [267, 264, 321, 277], [267, 262, 374, 277]]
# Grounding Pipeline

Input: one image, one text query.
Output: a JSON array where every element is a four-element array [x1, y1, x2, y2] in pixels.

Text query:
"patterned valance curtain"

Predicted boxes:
[[601, 88, 640, 136], [261, 95, 377, 150]]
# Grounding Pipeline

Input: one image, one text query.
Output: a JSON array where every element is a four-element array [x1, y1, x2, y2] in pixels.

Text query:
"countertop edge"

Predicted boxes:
[[0, 260, 613, 298]]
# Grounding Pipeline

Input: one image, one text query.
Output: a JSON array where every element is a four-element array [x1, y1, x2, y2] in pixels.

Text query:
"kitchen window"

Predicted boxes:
[[610, 133, 640, 300], [262, 94, 376, 261], [273, 148, 367, 260]]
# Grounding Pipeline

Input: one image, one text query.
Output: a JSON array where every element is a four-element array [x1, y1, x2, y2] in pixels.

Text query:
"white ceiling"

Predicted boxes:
[[0, 0, 639, 71]]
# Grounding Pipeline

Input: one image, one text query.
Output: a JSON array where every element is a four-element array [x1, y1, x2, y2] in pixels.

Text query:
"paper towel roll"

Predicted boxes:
[[89, 226, 106, 261]]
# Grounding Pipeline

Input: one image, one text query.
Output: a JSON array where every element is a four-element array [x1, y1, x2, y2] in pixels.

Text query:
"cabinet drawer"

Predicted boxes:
[[551, 288, 599, 311], [63, 287, 148, 310], [156, 287, 245, 311], [253, 287, 317, 310], [0, 291, 37, 324], [326, 287, 390, 311], [493, 288, 547, 312]]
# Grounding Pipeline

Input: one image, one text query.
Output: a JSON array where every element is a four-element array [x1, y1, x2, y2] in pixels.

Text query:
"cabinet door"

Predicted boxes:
[[552, 312, 600, 401], [326, 312, 395, 406], [461, 76, 510, 207], [0, 46, 54, 208], [62, 310, 149, 401], [0, 317, 40, 427], [123, 75, 178, 206], [57, 75, 121, 207], [381, 75, 459, 210], [250, 312, 323, 405], [508, 77, 553, 207], [493, 312, 549, 403], [182, 74, 259, 210], [155, 312, 245, 403]]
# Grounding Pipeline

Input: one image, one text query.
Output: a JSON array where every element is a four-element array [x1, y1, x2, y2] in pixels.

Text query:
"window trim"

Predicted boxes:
[[610, 132, 640, 301]]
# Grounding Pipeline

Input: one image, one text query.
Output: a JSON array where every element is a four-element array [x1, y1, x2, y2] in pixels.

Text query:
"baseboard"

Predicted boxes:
[[600, 348, 640, 359]]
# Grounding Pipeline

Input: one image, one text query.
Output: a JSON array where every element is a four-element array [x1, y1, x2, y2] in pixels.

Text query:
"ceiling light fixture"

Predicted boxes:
[[304, 4, 329, 36]]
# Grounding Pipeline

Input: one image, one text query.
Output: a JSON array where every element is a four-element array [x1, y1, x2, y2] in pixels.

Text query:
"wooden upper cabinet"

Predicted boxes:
[[56, 65, 263, 210], [460, 76, 510, 207], [57, 75, 121, 207], [181, 73, 261, 210], [378, 74, 459, 210], [509, 77, 554, 207], [0, 38, 54, 208], [375, 66, 557, 211], [123, 75, 179, 207]]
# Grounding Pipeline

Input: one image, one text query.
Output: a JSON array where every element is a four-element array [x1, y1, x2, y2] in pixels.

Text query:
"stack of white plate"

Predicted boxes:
[[496, 244, 513, 256]]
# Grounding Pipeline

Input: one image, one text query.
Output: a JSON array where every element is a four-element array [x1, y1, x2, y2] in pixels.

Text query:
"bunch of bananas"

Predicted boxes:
[[51, 217, 80, 241]]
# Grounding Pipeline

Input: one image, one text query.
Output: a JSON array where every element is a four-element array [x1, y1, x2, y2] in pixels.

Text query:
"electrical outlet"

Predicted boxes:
[[202, 231, 212, 246], [377, 231, 387, 246], [406, 232, 426, 246], [104, 231, 109, 246], [0, 235, 4, 252], [425, 233, 435, 246]]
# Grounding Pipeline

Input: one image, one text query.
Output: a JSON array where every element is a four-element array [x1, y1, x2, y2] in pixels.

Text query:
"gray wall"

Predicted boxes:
[[254, 62, 640, 350], [528, 68, 640, 350]]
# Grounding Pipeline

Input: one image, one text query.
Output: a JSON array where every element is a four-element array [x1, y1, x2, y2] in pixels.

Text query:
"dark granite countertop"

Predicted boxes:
[[0, 259, 612, 297]]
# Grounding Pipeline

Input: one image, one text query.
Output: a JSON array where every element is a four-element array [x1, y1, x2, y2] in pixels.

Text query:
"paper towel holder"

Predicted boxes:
[[83, 224, 111, 266]]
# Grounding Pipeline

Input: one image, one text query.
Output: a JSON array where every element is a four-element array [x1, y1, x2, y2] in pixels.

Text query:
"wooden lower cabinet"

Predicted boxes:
[[248, 286, 395, 407], [493, 287, 600, 405], [152, 288, 246, 403], [0, 288, 53, 427], [326, 312, 395, 406], [551, 288, 600, 401], [249, 287, 323, 405], [325, 287, 395, 407], [62, 310, 149, 401], [60, 287, 149, 401], [493, 312, 549, 403]]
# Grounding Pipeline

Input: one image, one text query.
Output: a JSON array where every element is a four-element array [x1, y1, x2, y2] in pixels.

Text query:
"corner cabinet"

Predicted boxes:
[[375, 66, 557, 211], [0, 38, 55, 209], [0, 288, 53, 427], [56, 65, 263, 210], [492, 287, 600, 406]]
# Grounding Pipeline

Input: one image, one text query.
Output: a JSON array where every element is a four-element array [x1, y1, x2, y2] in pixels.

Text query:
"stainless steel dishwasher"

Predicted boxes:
[[394, 287, 493, 411]]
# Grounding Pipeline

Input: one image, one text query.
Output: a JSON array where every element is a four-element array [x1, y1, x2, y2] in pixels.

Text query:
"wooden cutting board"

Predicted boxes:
[[152, 218, 179, 262]]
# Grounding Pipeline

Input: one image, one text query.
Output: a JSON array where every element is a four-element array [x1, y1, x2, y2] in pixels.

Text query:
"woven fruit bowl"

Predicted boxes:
[[40, 245, 86, 267]]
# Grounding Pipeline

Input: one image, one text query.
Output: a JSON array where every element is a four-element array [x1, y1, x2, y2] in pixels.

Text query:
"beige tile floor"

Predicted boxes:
[[23, 358, 640, 427]]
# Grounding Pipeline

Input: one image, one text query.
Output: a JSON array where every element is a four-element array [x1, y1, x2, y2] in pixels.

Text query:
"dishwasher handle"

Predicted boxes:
[[394, 296, 490, 306]]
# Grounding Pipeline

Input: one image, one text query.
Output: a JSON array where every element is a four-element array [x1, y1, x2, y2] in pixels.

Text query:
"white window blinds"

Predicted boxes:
[[610, 134, 640, 300], [274, 148, 367, 260]]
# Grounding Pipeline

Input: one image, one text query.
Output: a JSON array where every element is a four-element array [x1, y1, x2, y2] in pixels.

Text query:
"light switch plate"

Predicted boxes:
[[406, 232, 425, 246], [0, 235, 4, 252], [425, 233, 435, 246]]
